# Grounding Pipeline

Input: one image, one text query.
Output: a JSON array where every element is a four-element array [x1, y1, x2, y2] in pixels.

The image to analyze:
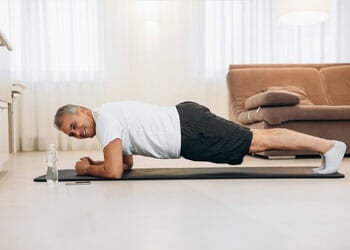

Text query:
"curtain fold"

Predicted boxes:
[[1, 0, 349, 151]]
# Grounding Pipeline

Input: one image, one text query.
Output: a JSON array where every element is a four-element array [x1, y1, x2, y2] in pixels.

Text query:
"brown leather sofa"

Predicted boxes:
[[226, 63, 350, 157]]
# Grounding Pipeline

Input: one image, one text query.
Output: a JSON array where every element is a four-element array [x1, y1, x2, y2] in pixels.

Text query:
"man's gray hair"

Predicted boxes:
[[54, 104, 85, 129]]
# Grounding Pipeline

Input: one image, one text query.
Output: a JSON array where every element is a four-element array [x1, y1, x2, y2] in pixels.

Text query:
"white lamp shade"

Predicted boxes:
[[279, 0, 330, 25]]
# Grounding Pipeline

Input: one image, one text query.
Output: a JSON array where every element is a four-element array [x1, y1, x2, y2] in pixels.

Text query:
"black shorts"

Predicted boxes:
[[176, 101, 253, 165]]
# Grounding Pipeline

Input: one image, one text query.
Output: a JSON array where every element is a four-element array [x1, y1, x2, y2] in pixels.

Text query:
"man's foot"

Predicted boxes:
[[315, 141, 347, 174]]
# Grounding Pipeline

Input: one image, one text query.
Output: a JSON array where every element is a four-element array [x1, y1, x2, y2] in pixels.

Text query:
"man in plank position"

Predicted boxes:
[[54, 101, 347, 178]]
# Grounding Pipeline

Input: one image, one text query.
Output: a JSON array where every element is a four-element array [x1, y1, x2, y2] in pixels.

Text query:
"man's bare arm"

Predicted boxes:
[[75, 138, 125, 179], [80, 153, 133, 170]]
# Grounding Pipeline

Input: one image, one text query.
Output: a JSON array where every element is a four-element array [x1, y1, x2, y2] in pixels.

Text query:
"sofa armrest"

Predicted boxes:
[[245, 91, 300, 110]]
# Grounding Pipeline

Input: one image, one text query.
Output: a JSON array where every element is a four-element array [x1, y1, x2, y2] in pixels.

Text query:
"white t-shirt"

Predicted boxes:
[[92, 101, 181, 159]]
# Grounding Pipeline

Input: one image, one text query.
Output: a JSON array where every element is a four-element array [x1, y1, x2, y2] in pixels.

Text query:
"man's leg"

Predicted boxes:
[[249, 128, 346, 174]]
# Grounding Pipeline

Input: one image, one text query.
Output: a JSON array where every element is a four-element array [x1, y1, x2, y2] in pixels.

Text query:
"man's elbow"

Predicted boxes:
[[106, 172, 123, 179], [104, 168, 123, 179]]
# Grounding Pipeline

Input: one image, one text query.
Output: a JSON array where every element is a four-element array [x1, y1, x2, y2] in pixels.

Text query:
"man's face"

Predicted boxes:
[[59, 108, 96, 139]]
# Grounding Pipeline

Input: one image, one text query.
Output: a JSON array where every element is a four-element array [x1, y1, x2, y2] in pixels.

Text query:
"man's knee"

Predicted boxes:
[[249, 129, 267, 153]]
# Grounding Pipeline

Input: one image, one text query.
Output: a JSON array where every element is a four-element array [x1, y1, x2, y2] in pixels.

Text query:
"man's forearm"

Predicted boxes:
[[92, 160, 104, 165], [92, 161, 131, 170], [85, 164, 123, 179]]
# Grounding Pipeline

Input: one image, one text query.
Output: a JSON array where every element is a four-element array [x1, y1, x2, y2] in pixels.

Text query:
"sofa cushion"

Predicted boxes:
[[320, 65, 350, 105], [263, 86, 313, 105], [237, 105, 350, 125], [245, 90, 300, 110]]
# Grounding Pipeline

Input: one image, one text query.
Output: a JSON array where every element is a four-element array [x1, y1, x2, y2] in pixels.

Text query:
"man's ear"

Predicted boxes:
[[79, 107, 93, 118], [78, 107, 86, 115]]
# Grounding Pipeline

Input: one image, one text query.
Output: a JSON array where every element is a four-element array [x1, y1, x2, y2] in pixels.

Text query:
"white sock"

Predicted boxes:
[[315, 141, 347, 174], [312, 154, 325, 173]]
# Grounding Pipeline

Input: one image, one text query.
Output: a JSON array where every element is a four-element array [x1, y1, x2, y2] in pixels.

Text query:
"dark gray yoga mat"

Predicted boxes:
[[33, 167, 344, 182]]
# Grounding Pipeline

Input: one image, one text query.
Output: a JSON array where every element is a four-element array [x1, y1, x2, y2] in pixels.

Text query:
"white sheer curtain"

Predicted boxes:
[[1, 0, 349, 151], [204, 0, 350, 79], [3, 0, 104, 151]]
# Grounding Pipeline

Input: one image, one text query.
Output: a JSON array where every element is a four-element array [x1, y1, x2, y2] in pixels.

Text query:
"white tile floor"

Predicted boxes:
[[0, 151, 350, 250]]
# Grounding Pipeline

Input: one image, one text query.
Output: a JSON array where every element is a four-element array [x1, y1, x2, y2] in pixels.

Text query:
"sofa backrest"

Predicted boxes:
[[320, 65, 350, 105], [226, 63, 350, 120], [226, 66, 325, 120], [228, 63, 350, 70]]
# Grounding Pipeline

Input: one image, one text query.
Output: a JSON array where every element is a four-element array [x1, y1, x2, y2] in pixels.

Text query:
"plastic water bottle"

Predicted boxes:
[[46, 144, 58, 184]]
